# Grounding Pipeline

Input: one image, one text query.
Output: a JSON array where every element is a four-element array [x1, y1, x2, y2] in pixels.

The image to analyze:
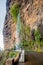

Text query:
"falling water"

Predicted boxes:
[[15, 11, 22, 50]]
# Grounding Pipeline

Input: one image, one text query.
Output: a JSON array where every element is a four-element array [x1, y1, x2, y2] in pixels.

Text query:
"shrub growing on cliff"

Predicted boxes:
[[34, 29, 41, 51], [9, 51, 19, 58], [34, 29, 41, 42], [10, 4, 20, 22]]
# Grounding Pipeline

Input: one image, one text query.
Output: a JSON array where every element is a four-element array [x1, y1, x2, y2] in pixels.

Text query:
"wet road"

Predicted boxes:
[[19, 52, 43, 65]]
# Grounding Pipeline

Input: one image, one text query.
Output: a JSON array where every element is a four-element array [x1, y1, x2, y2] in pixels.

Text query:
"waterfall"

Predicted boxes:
[[15, 12, 22, 50]]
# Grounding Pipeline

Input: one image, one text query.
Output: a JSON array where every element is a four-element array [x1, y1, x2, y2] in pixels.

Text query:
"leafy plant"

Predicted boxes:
[[34, 29, 42, 51], [10, 4, 20, 22], [9, 51, 19, 58], [34, 29, 41, 42], [40, 41, 43, 46]]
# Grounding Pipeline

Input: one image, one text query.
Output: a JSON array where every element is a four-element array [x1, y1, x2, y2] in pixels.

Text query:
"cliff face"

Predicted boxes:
[[20, 0, 43, 29], [3, 0, 23, 49], [3, 0, 43, 49], [3, 0, 16, 49]]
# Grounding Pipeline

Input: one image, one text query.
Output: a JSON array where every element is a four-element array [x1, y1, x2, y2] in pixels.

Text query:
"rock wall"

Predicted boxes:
[[20, 0, 43, 30], [3, 0, 16, 49], [3, 0, 43, 49]]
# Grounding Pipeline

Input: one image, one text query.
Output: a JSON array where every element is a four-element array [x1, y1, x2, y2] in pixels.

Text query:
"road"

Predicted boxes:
[[19, 52, 43, 65]]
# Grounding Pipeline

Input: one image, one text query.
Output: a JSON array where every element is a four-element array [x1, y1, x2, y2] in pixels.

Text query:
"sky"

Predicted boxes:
[[0, 0, 6, 49]]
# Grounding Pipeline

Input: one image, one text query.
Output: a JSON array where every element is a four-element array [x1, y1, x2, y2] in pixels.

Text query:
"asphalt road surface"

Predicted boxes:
[[19, 52, 43, 65]]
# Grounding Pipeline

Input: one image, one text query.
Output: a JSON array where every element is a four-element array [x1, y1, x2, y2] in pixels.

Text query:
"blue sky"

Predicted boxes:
[[0, 0, 6, 49]]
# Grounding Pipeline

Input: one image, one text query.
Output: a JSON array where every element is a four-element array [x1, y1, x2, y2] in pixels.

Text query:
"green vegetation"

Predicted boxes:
[[10, 4, 20, 22], [0, 50, 19, 65], [9, 51, 19, 58], [40, 41, 43, 46], [18, 21, 43, 51], [0, 51, 9, 65], [34, 29, 41, 42]]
